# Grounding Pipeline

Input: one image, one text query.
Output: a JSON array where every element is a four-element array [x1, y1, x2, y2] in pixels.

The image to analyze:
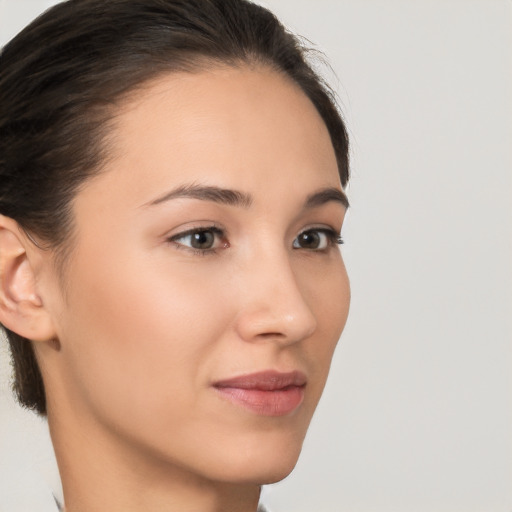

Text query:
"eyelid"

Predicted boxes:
[[164, 221, 223, 240], [297, 225, 343, 240], [168, 225, 223, 240]]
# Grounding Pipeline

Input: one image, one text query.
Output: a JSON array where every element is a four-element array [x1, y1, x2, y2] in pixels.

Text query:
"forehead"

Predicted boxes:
[[83, 65, 341, 208]]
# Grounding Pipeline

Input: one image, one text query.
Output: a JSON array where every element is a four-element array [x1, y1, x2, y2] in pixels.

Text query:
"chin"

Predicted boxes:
[[203, 428, 306, 485], [216, 455, 301, 486], [248, 453, 301, 485], [255, 460, 300, 485]]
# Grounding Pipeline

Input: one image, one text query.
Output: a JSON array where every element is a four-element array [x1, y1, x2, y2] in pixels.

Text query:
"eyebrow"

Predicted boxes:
[[145, 183, 253, 208], [144, 183, 348, 209], [304, 187, 349, 209]]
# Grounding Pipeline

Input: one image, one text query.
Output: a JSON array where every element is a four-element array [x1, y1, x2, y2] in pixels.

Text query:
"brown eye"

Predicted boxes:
[[295, 231, 322, 249], [169, 227, 226, 253], [293, 229, 341, 250], [189, 230, 215, 249]]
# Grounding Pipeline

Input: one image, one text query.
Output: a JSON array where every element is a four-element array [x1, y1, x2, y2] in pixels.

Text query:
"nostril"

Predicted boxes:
[[258, 332, 286, 339]]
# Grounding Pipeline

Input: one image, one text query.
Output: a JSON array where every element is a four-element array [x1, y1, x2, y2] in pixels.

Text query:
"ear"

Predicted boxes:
[[0, 215, 57, 342]]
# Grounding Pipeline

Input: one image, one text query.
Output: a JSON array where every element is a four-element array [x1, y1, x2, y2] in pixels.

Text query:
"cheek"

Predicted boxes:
[[300, 256, 350, 384], [58, 251, 233, 423]]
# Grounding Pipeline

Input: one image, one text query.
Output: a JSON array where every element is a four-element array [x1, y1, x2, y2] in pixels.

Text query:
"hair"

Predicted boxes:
[[0, 0, 349, 415]]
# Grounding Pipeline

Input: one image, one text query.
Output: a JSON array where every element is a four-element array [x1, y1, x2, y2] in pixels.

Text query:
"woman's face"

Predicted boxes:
[[40, 65, 350, 484]]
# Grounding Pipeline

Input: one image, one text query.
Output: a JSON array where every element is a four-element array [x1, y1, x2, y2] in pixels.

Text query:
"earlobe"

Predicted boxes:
[[0, 215, 56, 342]]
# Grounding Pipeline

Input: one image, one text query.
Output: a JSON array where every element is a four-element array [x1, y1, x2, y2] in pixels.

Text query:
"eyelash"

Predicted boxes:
[[167, 226, 344, 256]]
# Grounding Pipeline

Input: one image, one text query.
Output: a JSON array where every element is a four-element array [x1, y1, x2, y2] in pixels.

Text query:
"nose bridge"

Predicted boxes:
[[234, 244, 317, 344]]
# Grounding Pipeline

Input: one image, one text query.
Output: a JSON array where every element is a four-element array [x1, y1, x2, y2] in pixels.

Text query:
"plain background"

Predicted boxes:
[[1, 1, 511, 511]]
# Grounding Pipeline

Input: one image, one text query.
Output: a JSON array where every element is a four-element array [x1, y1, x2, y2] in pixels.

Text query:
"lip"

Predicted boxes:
[[212, 370, 307, 416]]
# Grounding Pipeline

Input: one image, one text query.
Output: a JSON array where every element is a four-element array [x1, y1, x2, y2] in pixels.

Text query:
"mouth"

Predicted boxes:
[[212, 370, 307, 416]]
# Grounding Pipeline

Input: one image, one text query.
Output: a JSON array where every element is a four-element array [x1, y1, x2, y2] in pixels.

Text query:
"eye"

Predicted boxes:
[[168, 226, 228, 253], [292, 228, 343, 250]]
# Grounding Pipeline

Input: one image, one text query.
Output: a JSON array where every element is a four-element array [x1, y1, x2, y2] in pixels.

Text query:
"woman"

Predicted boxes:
[[0, 1, 350, 510]]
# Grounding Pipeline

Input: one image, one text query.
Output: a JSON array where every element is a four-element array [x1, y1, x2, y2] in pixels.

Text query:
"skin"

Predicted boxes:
[[0, 65, 350, 512]]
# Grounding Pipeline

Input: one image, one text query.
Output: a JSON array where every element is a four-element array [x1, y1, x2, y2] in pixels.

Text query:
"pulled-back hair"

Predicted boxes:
[[0, 0, 349, 415]]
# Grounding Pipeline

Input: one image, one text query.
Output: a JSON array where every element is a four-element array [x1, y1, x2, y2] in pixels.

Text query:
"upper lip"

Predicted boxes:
[[213, 370, 307, 391]]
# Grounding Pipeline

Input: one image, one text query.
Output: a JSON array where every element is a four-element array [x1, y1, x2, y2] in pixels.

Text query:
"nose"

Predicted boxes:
[[233, 251, 318, 346]]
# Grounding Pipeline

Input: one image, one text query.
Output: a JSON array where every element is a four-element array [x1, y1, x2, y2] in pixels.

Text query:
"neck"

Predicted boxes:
[[47, 408, 261, 512]]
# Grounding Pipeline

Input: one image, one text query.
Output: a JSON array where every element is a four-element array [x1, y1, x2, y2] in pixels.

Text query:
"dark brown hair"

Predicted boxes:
[[0, 0, 349, 414]]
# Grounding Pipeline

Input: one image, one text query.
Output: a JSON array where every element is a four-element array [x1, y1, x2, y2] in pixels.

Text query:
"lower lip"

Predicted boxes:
[[214, 386, 305, 416]]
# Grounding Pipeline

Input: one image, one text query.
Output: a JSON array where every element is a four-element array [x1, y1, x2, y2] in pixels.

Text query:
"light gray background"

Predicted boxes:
[[1, 1, 511, 511]]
